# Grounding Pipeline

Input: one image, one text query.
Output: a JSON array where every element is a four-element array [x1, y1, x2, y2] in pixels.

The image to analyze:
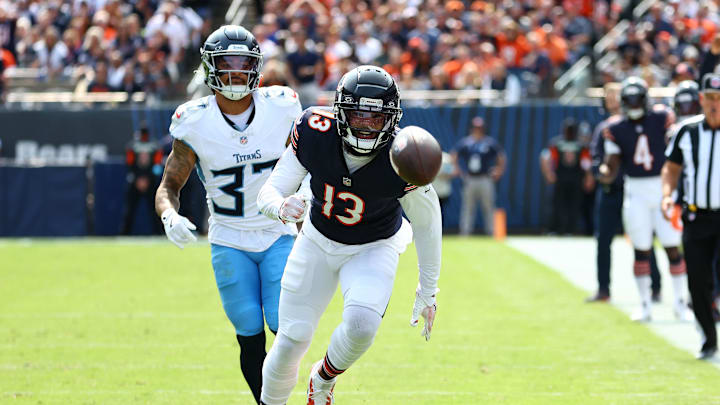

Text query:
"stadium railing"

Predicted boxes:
[[553, 0, 659, 100], [5, 92, 146, 104], [225, 0, 250, 26], [585, 86, 678, 99]]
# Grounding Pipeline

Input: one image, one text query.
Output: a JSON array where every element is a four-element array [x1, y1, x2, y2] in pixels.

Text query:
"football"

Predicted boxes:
[[389, 126, 443, 186]]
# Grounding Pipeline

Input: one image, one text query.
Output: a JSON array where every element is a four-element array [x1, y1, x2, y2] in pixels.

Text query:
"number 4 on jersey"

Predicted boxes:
[[633, 134, 654, 171]]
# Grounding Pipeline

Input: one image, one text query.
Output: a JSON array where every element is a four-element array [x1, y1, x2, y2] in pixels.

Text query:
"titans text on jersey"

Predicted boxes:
[[170, 86, 302, 248]]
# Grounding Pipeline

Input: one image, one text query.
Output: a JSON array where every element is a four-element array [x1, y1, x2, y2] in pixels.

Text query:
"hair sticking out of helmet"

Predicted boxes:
[[334, 66, 403, 155], [200, 25, 263, 101]]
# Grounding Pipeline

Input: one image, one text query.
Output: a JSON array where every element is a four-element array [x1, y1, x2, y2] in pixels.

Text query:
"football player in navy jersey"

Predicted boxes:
[[257, 66, 442, 405], [586, 82, 662, 303], [598, 76, 690, 322], [155, 25, 302, 404]]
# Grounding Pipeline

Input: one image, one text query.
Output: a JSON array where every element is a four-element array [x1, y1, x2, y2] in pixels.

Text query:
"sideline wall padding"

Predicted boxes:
[[0, 166, 87, 236]]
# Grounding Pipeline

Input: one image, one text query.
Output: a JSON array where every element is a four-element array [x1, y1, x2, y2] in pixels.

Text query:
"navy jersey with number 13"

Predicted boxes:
[[604, 106, 673, 177], [291, 107, 416, 245]]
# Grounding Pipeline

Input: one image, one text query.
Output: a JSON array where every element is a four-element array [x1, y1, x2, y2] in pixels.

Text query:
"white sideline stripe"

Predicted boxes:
[[0, 390, 474, 396], [0, 343, 544, 351], [0, 362, 549, 371], [0, 237, 207, 247], [507, 236, 720, 368], [0, 343, 222, 349], [0, 364, 229, 370], [3, 390, 717, 398], [0, 312, 219, 319]]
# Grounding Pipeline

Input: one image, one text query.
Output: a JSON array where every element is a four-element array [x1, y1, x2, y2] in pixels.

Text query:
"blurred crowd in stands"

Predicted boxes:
[[599, 1, 720, 88], [255, 0, 720, 105], [0, 0, 211, 102], [2, 0, 720, 105], [255, 0, 598, 105]]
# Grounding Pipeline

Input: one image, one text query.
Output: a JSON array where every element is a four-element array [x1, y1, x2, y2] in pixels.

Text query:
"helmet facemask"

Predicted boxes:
[[674, 80, 700, 117], [674, 92, 700, 117], [202, 49, 263, 100], [335, 99, 402, 155], [621, 90, 647, 120]]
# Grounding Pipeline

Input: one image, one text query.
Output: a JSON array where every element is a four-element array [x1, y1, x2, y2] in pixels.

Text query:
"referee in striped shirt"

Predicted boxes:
[[661, 73, 720, 360]]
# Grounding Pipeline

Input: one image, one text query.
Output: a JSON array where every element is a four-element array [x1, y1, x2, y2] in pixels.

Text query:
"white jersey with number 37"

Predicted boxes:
[[169, 86, 302, 251]]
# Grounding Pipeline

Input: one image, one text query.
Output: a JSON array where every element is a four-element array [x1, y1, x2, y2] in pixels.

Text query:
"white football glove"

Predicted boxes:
[[161, 208, 197, 249], [278, 194, 308, 224], [410, 287, 438, 341]]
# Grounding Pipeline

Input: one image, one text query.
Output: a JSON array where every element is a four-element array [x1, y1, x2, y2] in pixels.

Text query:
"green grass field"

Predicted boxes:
[[2, 237, 720, 404]]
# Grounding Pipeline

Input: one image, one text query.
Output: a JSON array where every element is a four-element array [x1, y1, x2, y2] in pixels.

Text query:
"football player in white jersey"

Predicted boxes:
[[154, 25, 302, 404]]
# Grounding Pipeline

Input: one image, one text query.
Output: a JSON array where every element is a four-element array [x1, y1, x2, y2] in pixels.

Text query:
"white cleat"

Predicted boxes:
[[674, 300, 694, 321], [307, 361, 335, 405], [631, 304, 652, 322]]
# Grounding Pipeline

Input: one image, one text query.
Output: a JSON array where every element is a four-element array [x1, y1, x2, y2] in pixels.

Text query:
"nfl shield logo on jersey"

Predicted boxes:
[[343, 177, 352, 187], [239, 136, 248, 145]]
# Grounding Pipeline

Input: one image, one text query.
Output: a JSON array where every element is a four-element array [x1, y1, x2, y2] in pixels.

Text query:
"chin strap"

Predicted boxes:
[[342, 141, 378, 156]]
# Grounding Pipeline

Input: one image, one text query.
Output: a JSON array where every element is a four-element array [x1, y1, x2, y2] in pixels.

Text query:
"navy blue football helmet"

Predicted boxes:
[[334, 66, 403, 154], [673, 80, 701, 117], [620, 76, 649, 120]]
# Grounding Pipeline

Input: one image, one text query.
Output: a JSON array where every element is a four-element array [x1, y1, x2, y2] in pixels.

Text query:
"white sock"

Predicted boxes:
[[326, 305, 382, 371], [635, 275, 652, 307], [669, 257, 688, 304], [260, 333, 311, 405], [671, 274, 688, 304]]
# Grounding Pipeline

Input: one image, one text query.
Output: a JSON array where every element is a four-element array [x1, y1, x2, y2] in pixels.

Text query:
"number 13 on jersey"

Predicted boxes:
[[321, 184, 365, 225]]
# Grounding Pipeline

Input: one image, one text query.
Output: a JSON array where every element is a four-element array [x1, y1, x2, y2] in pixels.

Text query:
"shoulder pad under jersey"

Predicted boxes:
[[291, 107, 336, 155], [258, 86, 301, 108], [169, 96, 211, 138]]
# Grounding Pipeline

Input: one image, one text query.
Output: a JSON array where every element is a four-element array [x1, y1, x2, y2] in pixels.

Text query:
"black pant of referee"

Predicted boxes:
[[662, 73, 720, 360], [682, 208, 720, 356]]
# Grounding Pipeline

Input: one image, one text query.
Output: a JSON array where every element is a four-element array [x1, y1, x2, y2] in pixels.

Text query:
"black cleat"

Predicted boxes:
[[696, 346, 717, 360]]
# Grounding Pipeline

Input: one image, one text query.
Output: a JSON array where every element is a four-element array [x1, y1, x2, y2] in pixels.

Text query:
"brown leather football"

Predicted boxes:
[[389, 126, 442, 186]]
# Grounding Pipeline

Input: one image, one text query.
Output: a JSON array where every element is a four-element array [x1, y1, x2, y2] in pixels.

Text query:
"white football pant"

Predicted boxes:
[[260, 219, 412, 405], [622, 176, 681, 250]]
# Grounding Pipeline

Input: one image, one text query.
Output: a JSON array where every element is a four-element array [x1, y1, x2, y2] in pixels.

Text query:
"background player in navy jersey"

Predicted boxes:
[[257, 66, 441, 405], [586, 82, 662, 303], [155, 25, 302, 404], [598, 76, 691, 322]]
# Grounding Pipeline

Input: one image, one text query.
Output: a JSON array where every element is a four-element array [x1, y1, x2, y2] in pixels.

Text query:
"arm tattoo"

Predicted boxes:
[[155, 139, 197, 216]]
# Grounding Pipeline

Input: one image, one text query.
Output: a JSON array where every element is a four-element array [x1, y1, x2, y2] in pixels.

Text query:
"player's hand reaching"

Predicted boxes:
[[410, 287, 438, 341], [279, 194, 308, 223], [161, 208, 197, 249]]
